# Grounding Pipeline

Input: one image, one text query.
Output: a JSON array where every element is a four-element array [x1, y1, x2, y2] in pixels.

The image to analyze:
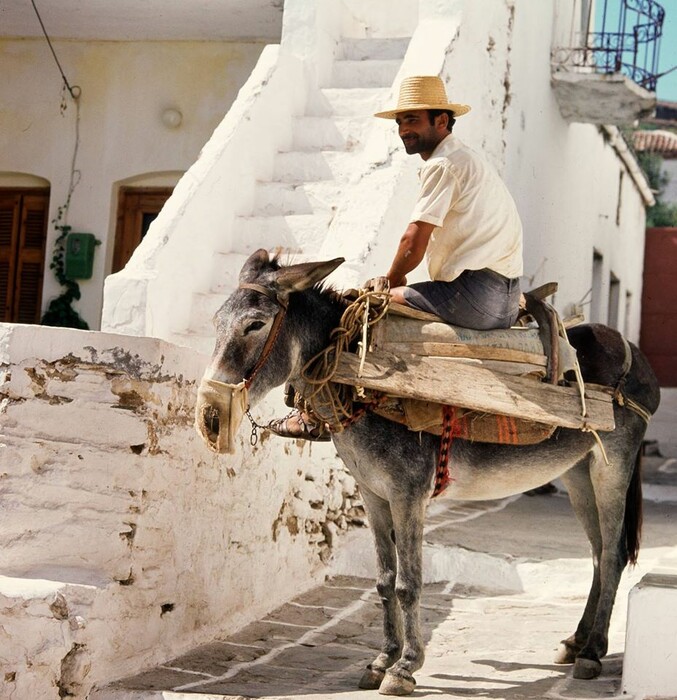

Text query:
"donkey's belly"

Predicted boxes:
[[440, 433, 595, 501]]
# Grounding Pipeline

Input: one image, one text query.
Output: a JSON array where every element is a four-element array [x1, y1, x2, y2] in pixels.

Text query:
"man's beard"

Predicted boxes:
[[401, 131, 441, 155]]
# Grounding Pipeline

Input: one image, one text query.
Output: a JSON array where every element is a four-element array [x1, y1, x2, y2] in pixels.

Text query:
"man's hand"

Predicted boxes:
[[363, 276, 391, 293]]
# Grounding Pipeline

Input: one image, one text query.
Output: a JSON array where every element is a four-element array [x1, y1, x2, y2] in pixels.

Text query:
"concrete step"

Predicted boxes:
[[253, 180, 339, 216], [169, 330, 216, 357], [331, 58, 400, 88], [231, 213, 332, 256], [209, 251, 250, 292], [291, 116, 372, 153], [306, 87, 391, 117], [187, 291, 228, 337], [339, 36, 410, 60], [272, 150, 356, 183]]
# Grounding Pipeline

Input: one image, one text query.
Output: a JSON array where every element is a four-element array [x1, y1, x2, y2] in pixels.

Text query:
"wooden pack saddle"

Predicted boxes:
[[329, 285, 614, 445]]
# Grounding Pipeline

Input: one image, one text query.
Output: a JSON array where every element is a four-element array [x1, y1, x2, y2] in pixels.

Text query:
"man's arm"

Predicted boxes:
[[386, 220, 436, 287]]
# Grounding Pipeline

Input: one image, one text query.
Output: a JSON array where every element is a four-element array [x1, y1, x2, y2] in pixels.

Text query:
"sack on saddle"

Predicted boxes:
[[373, 395, 556, 446]]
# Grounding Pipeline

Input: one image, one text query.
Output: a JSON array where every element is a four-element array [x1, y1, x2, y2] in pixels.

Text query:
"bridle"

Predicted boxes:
[[200, 282, 289, 448], [237, 282, 288, 390]]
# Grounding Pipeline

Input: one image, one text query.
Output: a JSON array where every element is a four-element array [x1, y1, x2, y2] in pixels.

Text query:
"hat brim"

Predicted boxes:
[[374, 102, 472, 119]]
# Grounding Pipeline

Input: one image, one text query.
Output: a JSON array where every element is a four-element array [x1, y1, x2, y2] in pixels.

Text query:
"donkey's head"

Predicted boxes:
[[195, 249, 344, 453]]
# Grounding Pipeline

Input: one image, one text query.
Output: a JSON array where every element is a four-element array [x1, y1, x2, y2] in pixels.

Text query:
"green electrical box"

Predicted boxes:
[[65, 232, 98, 280]]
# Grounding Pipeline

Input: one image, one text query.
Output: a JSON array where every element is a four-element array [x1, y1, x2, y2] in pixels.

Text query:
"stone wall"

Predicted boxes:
[[0, 324, 362, 699]]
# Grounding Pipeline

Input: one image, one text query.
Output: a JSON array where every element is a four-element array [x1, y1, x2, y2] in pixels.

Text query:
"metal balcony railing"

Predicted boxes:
[[553, 0, 665, 92]]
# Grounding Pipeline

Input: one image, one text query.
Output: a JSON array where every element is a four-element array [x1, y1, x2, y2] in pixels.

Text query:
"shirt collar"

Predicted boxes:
[[430, 132, 456, 159]]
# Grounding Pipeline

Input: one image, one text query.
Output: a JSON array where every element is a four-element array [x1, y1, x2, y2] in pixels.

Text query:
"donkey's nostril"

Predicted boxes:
[[203, 405, 220, 440]]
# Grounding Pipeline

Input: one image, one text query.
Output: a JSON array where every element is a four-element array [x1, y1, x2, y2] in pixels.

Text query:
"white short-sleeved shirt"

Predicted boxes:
[[410, 133, 523, 282]]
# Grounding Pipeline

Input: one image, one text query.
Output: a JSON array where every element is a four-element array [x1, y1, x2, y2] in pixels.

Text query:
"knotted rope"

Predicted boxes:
[[301, 289, 391, 432]]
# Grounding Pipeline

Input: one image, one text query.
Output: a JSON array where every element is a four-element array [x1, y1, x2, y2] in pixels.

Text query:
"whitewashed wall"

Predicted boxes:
[[505, 0, 649, 341], [0, 39, 264, 329], [0, 323, 362, 699]]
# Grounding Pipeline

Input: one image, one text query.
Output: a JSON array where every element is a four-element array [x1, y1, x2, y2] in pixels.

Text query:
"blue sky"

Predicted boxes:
[[656, 3, 677, 102], [595, 1, 677, 102]]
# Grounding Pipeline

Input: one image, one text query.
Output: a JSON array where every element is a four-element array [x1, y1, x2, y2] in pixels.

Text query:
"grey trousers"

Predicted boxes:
[[402, 268, 521, 330]]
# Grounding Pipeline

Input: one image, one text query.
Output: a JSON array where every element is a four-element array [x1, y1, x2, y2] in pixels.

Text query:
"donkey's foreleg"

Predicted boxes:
[[378, 498, 427, 696], [358, 488, 402, 690]]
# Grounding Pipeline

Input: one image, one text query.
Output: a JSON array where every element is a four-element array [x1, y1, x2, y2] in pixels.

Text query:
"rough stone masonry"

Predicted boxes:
[[0, 323, 363, 699]]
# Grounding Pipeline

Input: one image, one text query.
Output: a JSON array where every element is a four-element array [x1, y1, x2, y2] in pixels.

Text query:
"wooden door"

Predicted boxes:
[[641, 227, 677, 386], [113, 187, 173, 273], [0, 189, 49, 324]]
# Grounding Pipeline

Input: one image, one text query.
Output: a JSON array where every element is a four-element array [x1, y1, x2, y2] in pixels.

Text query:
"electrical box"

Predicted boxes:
[[65, 232, 97, 280]]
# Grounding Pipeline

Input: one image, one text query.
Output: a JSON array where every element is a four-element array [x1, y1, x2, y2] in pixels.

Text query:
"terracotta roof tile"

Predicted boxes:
[[633, 129, 677, 157]]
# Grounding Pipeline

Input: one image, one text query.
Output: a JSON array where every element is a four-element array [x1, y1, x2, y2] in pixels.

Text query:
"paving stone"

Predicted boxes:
[[108, 666, 207, 691], [264, 602, 336, 627], [270, 642, 370, 672], [326, 575, 374, 589], [292, 582, 368, 608], [165, 641, 268, 675], [220, 619, 311, 648], [198, 663, 327, 696]]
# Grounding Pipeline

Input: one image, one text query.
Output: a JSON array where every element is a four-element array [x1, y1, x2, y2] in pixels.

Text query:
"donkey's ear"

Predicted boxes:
[[275, 258, 345, 294], [239, 249, 270, 282]]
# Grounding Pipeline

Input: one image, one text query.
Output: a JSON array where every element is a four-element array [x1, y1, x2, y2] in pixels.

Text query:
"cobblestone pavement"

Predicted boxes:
[[96, 457, 677, 700]]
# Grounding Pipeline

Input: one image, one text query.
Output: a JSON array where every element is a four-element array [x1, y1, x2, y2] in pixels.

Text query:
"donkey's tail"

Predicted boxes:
[[625, 448, 643, 566]]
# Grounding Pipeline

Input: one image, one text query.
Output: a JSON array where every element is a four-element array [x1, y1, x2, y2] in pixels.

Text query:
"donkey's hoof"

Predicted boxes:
[[358, 665, 385, 690], [573, 656, 602, 680], [554, 640, 578, 665], [378, 669, 416, 696]]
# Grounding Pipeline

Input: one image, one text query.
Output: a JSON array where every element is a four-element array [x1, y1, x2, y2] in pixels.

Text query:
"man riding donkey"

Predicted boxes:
[[269, 75, 524, 441]]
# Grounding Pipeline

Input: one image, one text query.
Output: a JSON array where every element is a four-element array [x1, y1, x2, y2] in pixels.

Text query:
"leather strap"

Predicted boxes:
[[239, 282, 288, 310], [238, 283, 288, 388]]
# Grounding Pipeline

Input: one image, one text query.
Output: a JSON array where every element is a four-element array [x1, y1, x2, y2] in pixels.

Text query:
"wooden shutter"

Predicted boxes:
[[0, 190, 49, 324], [0, 193, 21, 322]]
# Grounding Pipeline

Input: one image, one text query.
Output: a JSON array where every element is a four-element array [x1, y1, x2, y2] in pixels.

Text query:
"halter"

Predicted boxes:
[[238, 282, 288, 389], [196, 282, 289, 452]]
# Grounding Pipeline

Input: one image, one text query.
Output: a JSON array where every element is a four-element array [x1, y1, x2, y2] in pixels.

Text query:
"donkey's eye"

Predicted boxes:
[[244, 320, 266, 335]]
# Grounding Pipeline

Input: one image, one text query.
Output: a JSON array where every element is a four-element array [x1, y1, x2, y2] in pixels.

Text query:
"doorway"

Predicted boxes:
[[0, 188, 49, 324], [113, 187, 173, 273]]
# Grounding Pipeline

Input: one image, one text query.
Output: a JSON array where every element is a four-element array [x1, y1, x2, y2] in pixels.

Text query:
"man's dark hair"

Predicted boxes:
[[428, 109, 456, 132]]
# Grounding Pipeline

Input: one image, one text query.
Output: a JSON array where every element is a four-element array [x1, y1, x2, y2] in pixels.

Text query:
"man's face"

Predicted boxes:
[[396, 110, 446, 159]]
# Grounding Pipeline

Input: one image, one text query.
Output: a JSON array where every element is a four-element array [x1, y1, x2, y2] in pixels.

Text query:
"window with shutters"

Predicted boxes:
[[113, 187, 173, 273], [0, 189, 49, 324]]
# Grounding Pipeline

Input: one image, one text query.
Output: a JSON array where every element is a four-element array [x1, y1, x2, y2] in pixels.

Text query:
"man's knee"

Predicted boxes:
[[390, 286, 409, 305]]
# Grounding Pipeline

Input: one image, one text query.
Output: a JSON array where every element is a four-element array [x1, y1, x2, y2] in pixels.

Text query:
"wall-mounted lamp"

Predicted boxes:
[[161, 107, 183, 129]]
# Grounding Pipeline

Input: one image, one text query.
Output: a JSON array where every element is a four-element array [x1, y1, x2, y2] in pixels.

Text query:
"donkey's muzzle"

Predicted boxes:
[[195, 378, 249, 454]]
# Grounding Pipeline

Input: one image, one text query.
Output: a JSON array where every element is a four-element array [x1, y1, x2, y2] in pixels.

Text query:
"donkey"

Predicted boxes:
[[195, 250, 660, 696]]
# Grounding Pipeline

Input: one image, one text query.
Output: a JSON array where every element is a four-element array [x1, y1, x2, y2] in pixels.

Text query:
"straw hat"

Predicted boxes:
[[374, 75, 471, 120]]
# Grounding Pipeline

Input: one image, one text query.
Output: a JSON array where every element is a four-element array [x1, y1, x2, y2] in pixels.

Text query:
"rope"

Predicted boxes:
[[301, 289, 390, 432]]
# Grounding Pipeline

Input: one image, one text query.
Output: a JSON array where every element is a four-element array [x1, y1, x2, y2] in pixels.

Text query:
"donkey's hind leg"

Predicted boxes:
[[572, 436, 641, 679], [358, 488, 403, 690], [562, 428, 642, 679], [557, 454, 603, 665]]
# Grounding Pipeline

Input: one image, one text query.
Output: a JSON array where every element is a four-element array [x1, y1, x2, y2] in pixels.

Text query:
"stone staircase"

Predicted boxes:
[[169, 37, 409, 356]]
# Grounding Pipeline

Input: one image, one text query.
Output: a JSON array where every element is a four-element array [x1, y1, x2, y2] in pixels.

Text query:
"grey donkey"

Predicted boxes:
[[195, 250, 660, 696]]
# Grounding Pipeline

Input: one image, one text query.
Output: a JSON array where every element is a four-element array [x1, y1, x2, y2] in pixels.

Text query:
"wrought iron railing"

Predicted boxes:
[[552, 0, 665, 91]]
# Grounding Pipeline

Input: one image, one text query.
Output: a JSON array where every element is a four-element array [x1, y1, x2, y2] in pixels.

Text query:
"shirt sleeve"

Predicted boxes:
[[410, 160, 459, 227]]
